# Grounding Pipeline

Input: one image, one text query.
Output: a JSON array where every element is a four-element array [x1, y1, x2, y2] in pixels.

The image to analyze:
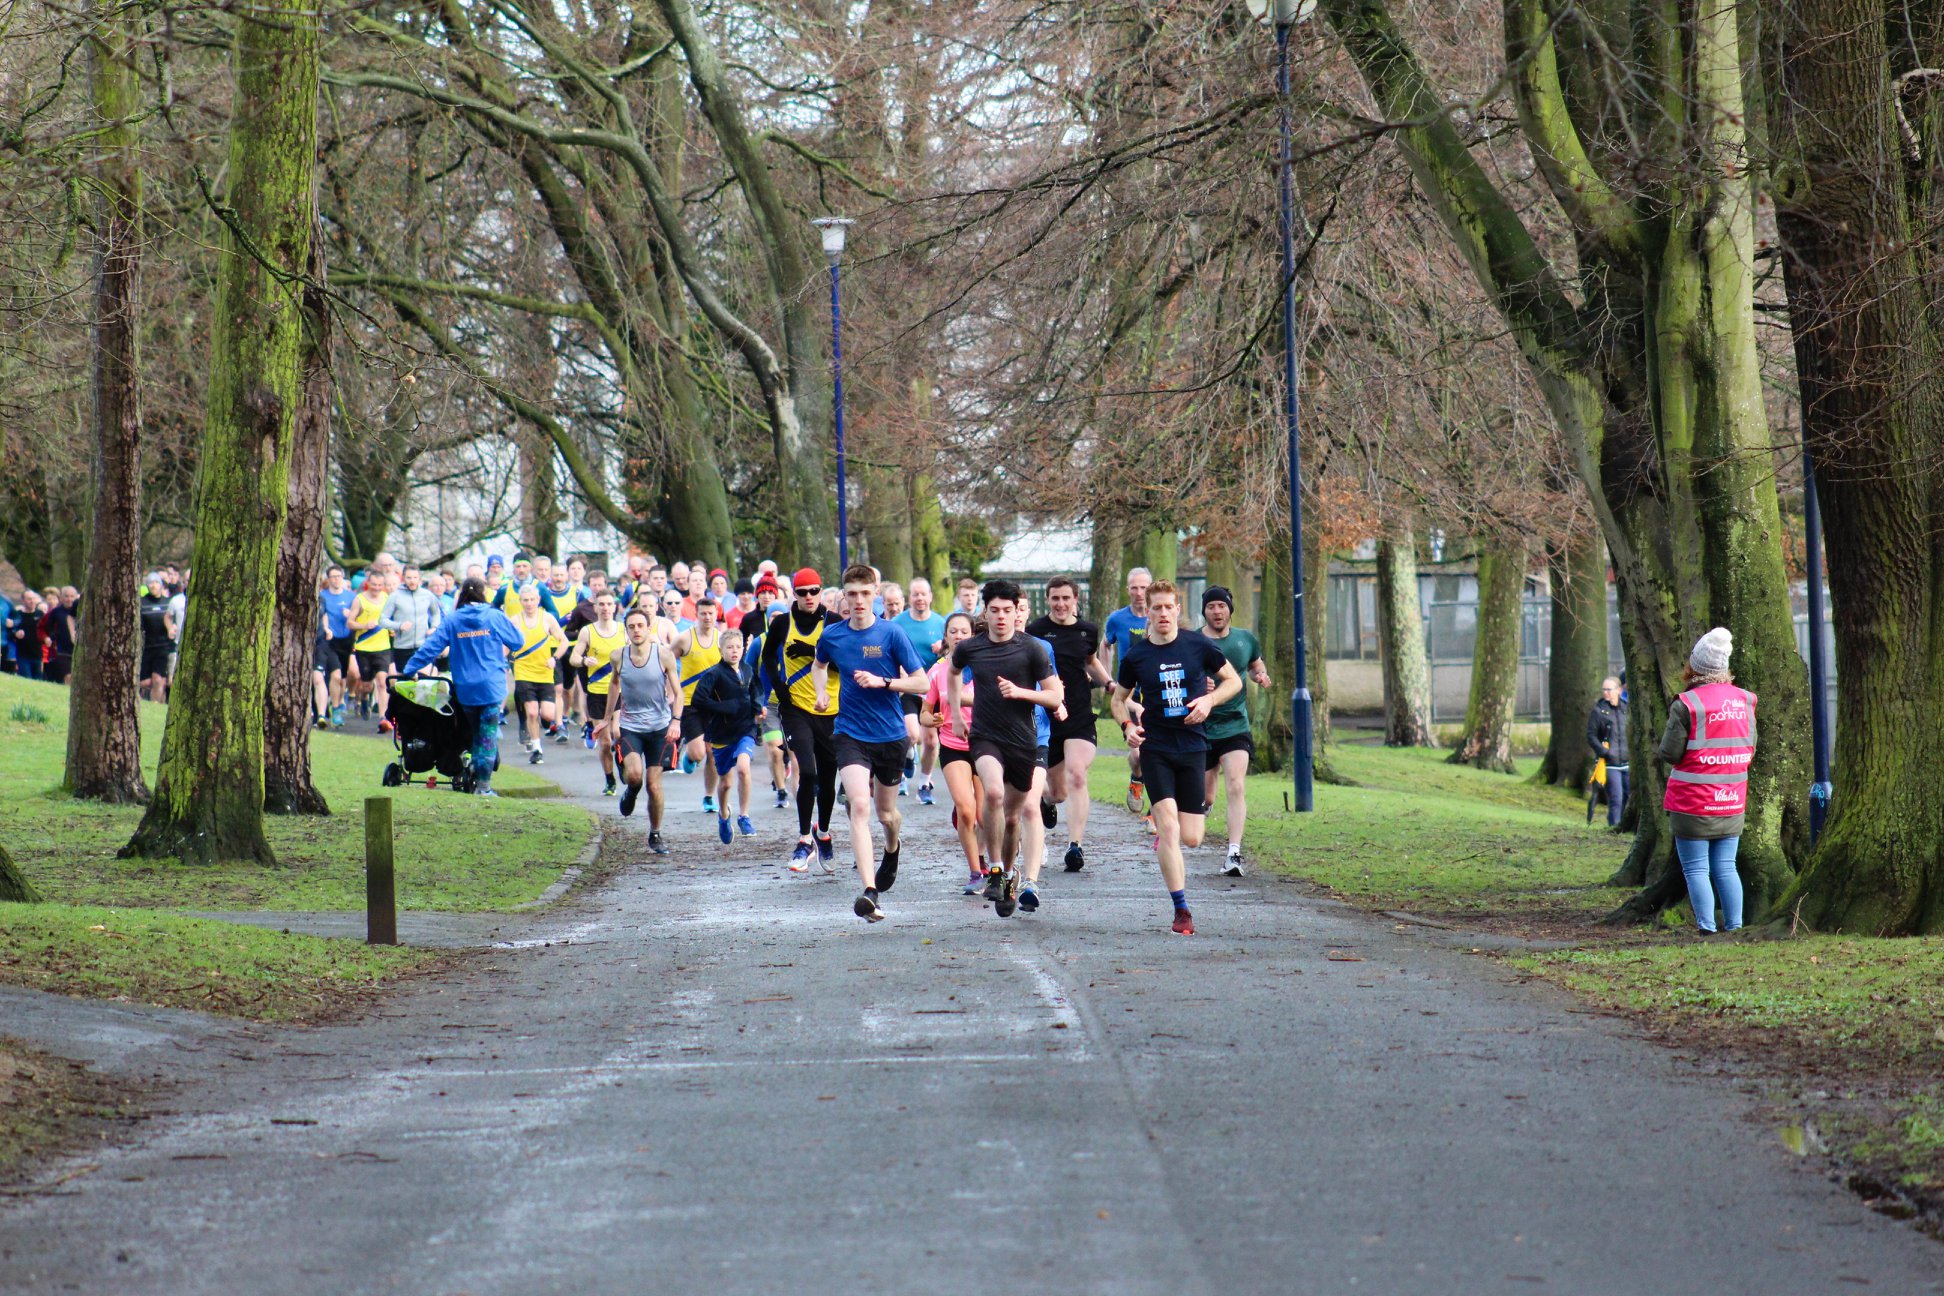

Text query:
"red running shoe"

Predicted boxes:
[[1171, 908, 1195, 936], [378, 719, 394, 734]]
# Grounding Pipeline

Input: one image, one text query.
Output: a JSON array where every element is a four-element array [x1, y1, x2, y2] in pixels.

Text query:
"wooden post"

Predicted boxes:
[[365, 796, 396, 945]]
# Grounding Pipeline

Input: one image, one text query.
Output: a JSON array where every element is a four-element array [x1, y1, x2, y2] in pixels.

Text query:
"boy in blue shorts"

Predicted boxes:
[[813, 565, 928, 922], [688, 627, 763, 843]]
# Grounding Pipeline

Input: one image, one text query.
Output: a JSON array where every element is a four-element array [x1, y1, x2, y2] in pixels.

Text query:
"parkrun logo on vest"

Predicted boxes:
[[1707, 699, 1748, 725]]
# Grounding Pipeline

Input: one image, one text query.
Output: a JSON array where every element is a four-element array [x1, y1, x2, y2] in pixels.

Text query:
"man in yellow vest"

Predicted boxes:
[[570, 590, 628, 797], [672, 597, 725, 812]]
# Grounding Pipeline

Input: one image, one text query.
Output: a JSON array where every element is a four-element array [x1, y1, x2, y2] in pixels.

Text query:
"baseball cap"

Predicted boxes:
[[1202, 585, 1234, 609], [793, 568, 822, 590]]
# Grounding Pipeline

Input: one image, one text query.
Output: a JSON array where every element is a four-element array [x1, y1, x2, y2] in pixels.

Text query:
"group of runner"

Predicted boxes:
[[350, 549, 1273, 937]]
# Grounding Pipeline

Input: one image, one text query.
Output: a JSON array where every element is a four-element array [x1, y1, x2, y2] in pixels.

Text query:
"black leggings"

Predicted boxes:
[[781, 706, 838, 836]]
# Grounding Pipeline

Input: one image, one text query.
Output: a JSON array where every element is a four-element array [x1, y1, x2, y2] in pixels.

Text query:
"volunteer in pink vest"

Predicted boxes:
[[1658, 627, 1755, 934]]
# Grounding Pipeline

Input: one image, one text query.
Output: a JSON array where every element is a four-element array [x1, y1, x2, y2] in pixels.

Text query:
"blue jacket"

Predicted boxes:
[[400, 603, 525, 707]]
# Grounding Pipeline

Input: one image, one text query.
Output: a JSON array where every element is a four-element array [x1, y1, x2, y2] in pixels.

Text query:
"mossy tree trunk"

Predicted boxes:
[[1448, 540, 1523, 773], [1089, 516, 1127, 624], [857, 462, 915, 581], [1376, 529, 1434, 747], [121, 0, 318, 865], [1125, 527, 1177, 583], [264, 234, 331, 817], [1537, 533, 1607, 789], [0, 843, 37, 903], [1303, 520, 1339, 780], [910, 469, 952, 595], [66, 1, 149, 806], [1765, 0, 1944, 934]]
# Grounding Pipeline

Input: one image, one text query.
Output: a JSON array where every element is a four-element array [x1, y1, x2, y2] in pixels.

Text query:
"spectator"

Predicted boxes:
[[41, 587, 78, 684], [1586, 675, 1628, 827], [397, 575, 525, 797], [6, 590, 41, 679]]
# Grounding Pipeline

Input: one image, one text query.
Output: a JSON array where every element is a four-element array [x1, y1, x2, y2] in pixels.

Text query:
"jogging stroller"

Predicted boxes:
[[381, 676, 498, 792]]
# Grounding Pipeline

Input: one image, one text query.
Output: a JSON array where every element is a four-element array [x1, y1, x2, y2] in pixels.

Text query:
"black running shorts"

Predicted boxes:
[[969, 737, 1038, 793], [1204, 730, 1255, 771], [139, 643, 171, 680], [835, 733, 907, 786], [356, 649, 391, 679], [680, 709, 705, 742], [585, 691, 610, 721], [1049, 711, 1097, 753], [617, 726, 668, 764], [1142, 748, 1208, 816], [514, 679, 554, 708]]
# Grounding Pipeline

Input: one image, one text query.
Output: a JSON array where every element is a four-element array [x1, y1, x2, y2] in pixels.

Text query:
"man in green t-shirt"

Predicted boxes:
[[1198, 585, 1272, 875]]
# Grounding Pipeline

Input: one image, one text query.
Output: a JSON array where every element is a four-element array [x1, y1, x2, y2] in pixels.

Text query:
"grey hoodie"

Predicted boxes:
[[383, 586, 443, 651]]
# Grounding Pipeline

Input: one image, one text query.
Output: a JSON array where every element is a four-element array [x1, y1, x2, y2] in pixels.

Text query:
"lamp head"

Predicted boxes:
[[812, 217, 854, 259], [1245, 0, 1315, 24]]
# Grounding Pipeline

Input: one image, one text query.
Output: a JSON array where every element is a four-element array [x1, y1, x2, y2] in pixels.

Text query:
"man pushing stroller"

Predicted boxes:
[[398, 576, 525, 797]]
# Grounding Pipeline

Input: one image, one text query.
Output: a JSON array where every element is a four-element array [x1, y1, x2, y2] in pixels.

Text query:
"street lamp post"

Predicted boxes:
[[1246, 0, 1315, 812], [813, 217, 855, 570], [1802, 450, 1833, 841]]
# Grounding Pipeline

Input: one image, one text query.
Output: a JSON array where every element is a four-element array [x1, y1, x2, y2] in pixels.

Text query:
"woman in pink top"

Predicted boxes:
[[922, 612, 984, 891]]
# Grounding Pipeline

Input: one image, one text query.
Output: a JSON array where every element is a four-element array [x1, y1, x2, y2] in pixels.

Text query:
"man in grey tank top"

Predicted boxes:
[[608, 608, 684, 853]]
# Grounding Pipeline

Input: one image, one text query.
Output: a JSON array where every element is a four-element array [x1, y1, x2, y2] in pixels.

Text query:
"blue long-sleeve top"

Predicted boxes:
[[399, 603, 525, 706]]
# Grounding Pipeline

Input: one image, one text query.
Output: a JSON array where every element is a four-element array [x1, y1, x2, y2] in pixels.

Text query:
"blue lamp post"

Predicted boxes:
[[1246, 0, 1316, 811], [1802, 451, 1833, 840], [813, 216, 855, 570]]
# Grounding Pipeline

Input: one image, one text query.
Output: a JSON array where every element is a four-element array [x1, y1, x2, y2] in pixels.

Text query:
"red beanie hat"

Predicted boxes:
[[793, 568, 822, 589]]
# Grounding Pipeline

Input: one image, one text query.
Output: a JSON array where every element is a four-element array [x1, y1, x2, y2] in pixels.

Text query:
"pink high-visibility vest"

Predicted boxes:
[[1662, 682, 1756, 817]]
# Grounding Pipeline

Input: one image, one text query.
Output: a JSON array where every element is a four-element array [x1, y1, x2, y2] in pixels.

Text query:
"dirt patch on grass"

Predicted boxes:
[[0, 1040, 143, 1187]]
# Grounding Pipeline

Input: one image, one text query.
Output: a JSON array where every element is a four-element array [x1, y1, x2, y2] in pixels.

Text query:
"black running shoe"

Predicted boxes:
[[877, 845, 900, 893], [648, 831, 669, 856], [1040, 798, 1057, 830], [995, 870, 1018, 918], [983, 869, 1003, 902], [1063, 842, 1085, 872], [619, 781, 639, 817], [854, 889, 884, 922]]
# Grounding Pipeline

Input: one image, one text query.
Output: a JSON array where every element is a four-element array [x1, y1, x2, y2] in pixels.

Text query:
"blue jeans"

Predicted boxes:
[[1675, 835, 1742, 932], [461, 702, 503, 793], [1605, 765, 1628, 827]]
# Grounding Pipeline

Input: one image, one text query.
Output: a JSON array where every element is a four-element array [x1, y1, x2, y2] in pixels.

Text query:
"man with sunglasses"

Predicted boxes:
[[759, 568, 844, 870]]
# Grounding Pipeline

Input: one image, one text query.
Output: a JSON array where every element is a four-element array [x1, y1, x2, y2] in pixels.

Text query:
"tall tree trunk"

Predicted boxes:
[[121, 0, 319, 865], [1125, 527, 1178, 582], [1376, 530, 1434, 747], [0, 842, 37, 903], [857, 462, 914, 579], [1449, 540, 1523, 773], [1089, 516, 1127, 624], [1767, 0, 1944, 934], [65, 3, 149, 805], [264, 236, 332, 817], [1537, 532, 1608, 788], [520, 430, 562, 558], [910, 467, 951, 595], [1256, 536, 1295, 770]]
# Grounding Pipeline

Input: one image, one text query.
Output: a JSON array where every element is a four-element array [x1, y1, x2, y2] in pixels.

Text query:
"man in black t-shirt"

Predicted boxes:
[[138, 572, 173, 702], [1111, 580, 1240, 937], [948, 579, 1061, 917], [1025, 575, 1112, 872]]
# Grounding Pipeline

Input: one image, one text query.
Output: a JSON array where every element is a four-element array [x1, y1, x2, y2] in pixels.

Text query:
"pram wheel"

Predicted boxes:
[[381, 762, 404, 788]]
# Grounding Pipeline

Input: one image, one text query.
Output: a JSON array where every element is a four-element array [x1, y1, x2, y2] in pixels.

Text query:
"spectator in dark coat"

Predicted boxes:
[[1586, 676, 1629, 827]]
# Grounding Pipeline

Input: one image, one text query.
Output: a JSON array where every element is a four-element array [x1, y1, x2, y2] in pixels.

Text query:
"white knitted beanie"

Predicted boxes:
[[1688, 627, 1733, 676]]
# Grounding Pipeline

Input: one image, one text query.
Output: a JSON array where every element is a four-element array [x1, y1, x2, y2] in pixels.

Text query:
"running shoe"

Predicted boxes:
[[1223, 850, 1245, 878], [995, 870, 1019, 918], [528, 747, 543, 765], [854, 890, 884, 922], [737, 815, 755, 837], [983, 868, 1004, 903], [649, 831, 669, 855], [378, 718, 393, 735], [1126, 780, 1144, 814], [788, 839, 814, 873], [555, 728, 569, 745], [603, 778, 617, 797], [718, 817, 732, 844], [877, 845, 900, 893], [681, 754, 698, 775], [1171, 908, 1196, 936], [899, 778, 909, 798], [329, 704, 345, 728], [619, 781, 639, 817], [775, 788, 789, 809], [702, 794, 716, 813], [1018, 884, 1039, 913], [1143, 814, 1155, 836], [1064, 842, 1085, 872], [904, 754, 916, 780], [583, 721, 596, 749], [476, 788, 500, 798], [815, 831, 835, 864], [1040, 797, 1057, 829], [917, 781, 935, 807], [962, 872, 987, 895]]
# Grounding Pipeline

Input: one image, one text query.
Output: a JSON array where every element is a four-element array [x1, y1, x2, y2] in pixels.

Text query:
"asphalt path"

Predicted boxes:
[[2, 734, 1938, 1294]]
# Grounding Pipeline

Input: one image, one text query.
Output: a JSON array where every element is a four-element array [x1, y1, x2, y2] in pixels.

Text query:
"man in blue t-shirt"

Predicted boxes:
[[318, 565, 358, 725], [1111, 580, 1240, 938], [890, 576, 948, 803], [1099, 566, 1153, 814], [813, 565, 927, 923]]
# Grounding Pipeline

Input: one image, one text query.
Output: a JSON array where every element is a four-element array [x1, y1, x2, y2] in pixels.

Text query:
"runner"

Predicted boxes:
[[1027, 575, 1111, 871], [813, 565, 928, 923], [891, 577, 946, 804], [384, 567, 442, 717], [954, 578, 979, 616], [743, 616, 792, 807], [690, 627, 764, 844], [1198, 585, 1272, 876], [672, 598, 725, 810], [506, 583, 567, 764], [138, 572, 172, 704], [948, 579, 1061, 918], [542, 563, 584, 736], [761, 569, 843, 871], [569, 591, 628, 796], [1110, 580, 1241, 935], [1100, 566, 1153, 816], [490, 554, 534, 609], [349, 569, 395, 730], [920, 611, 986, 892], [878, 581, 905, 620], [607, 607, 681, 854]]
